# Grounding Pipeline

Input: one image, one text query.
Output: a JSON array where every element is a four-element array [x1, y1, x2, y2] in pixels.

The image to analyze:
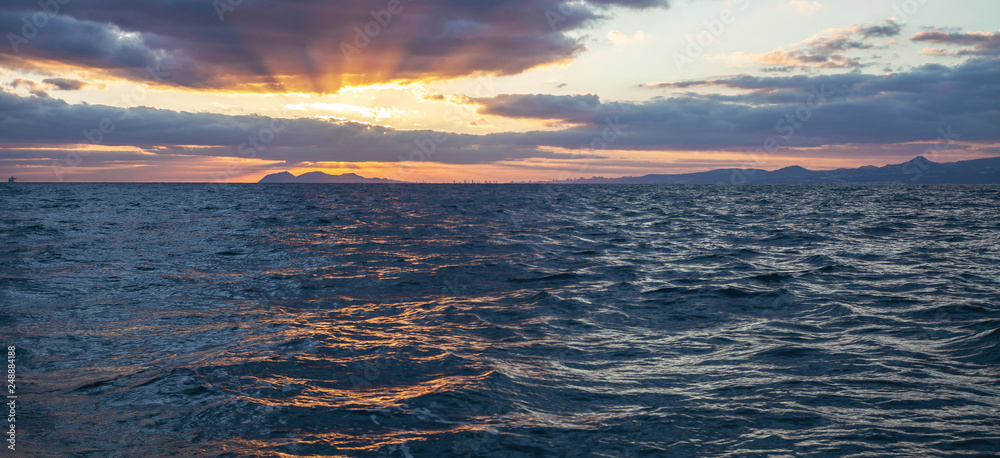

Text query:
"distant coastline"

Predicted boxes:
[[257, 156, 1000, 185]]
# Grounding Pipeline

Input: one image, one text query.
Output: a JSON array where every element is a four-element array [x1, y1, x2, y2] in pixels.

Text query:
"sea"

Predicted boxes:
[[1, 183, 998, 457]]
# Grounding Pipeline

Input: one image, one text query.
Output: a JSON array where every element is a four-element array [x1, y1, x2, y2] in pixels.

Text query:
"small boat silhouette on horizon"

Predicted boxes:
[[6, 177, 13, 183]]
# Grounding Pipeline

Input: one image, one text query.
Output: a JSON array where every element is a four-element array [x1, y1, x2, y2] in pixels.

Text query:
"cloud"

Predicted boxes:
[[3, 58, 998, 171], [41, 78, 89, 90], [9, 78, 49, 97], [484, 58, 1000, 150], [851, 20, 903, 39], [0, 88, 599, 165], [787, 1, 822, 16], [736, 19, 900, 70], [912, 29, 1000, 57], [757, 48, 862, 69], [7, 77, 94, 97], [283, 102, 404, 121], [472, 94, 602, 123], [0, 0, 670, 93]]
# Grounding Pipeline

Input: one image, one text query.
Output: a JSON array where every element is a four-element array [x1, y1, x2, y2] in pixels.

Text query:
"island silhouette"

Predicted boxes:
[[258, 171, 404, 184]]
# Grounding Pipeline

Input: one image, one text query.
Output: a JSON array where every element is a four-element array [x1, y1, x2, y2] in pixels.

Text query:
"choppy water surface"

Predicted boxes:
[[2, 184, 999, 457]]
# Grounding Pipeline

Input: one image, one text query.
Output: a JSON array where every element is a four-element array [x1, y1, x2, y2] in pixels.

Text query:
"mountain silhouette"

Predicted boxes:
[[554, 156, 1000, 184], [259, 157, 1000, 184], [259, 171, 404, 183]]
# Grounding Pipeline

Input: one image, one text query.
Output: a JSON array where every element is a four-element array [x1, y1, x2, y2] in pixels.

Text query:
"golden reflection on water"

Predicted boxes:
[[208, 292, 508, 454], [227, 421, 501, 457], [194, 224, 626, 453], [236, 370, 497, 410]]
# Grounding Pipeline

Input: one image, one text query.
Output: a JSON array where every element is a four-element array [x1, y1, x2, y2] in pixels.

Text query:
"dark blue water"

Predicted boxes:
[[2, 184, 999, 457]]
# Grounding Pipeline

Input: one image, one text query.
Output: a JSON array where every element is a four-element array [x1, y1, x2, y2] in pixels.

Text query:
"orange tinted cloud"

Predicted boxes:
[[0, 0, 668, 93]]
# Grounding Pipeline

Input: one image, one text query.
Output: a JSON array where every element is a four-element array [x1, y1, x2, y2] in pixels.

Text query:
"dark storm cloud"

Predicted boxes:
[[0, 0, 668, 93]]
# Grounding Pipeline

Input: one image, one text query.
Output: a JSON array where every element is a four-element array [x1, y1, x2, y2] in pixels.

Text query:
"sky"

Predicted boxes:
[[1, 0, 998, 182]]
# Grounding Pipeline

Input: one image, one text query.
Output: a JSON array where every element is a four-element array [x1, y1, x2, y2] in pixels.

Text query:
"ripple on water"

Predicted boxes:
[[2, 183, 999, 456]]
